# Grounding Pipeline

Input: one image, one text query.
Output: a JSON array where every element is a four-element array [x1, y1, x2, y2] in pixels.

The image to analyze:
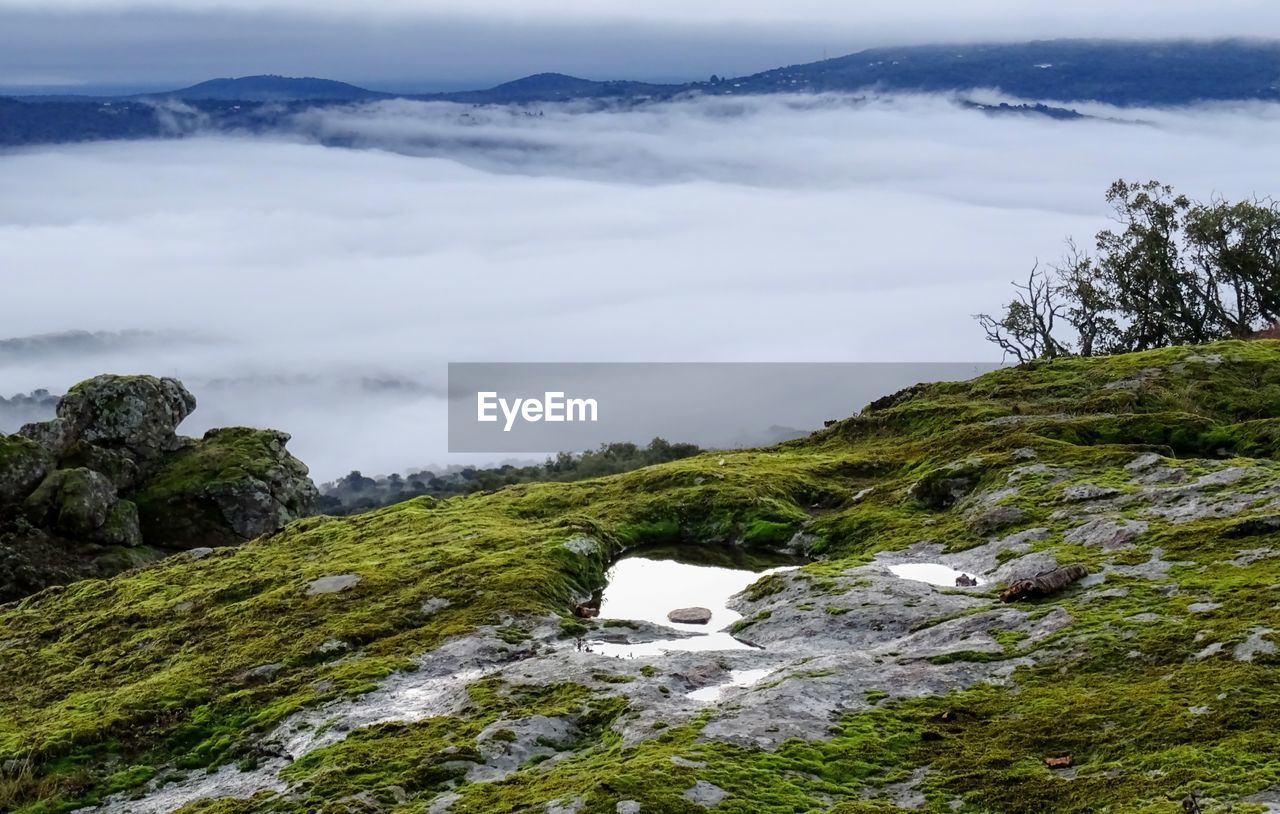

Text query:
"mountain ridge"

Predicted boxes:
[[11, 38, 1280, 107]]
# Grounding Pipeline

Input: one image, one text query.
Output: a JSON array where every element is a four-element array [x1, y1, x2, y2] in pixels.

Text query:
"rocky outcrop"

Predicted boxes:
[[0, 374, 315, 602], [132, 428, 318, 550]]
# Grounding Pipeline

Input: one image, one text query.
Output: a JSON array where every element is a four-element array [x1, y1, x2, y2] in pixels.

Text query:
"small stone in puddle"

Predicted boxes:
[[668, 607, 713, 624]]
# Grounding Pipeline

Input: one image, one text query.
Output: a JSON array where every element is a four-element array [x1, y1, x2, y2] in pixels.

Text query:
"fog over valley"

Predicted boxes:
[[5, 92, 1280, 478]]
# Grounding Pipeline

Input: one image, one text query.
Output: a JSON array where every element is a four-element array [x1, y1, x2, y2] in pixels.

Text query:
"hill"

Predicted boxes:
[[4, 340, 1280, 812], [715, 39, 1280, 105], [153, 75, 390, 102]]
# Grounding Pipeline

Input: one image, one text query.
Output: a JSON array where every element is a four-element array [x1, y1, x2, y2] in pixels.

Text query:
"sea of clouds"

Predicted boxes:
[[3, 92, 1280, 478]]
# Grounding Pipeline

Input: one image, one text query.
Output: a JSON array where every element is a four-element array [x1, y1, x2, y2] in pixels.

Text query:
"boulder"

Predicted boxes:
[[56, 374, 195, 461], [16, 417, 75, 459], [0, 435, 53, 506], [967, 505, 1027, 536], [131, 427, 317, 549], [23, 468, 142, 547], [668, 607, 713, 624]]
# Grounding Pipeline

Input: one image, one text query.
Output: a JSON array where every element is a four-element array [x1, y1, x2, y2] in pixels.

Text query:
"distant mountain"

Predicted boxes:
[[4, 40, 1280, 148], [438, 72, 680, 104], [152, 75, 390, 102], [711, 40, 1280, 106]]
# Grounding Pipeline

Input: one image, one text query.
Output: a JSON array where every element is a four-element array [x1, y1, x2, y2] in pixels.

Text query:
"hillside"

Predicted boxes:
[[4, 340, 1280, 812]]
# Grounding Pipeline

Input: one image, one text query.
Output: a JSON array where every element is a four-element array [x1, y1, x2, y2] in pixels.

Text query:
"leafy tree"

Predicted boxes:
[[977, 180, 1280, 360]]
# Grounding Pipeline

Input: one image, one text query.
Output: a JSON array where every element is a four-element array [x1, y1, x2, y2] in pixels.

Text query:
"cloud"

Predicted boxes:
[[2, 0, 1278, 34], [3, 93, 1279, 476]]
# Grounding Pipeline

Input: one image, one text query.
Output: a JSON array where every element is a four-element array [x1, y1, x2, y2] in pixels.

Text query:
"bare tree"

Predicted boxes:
[[975, 263, 1071, 363]]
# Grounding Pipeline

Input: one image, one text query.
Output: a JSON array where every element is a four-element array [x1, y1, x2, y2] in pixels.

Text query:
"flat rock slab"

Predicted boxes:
[[305, 574, 362, 596], [683, 780, 728, 807], [668, 607, 713, 624]]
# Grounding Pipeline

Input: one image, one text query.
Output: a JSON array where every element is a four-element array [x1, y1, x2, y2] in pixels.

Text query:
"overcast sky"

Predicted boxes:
[[2, 1, 1280, 91]]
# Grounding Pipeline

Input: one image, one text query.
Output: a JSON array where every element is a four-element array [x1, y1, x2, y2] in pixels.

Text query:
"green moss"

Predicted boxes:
[[8, 340, 1280, 811], [741, 518, 795, 548]]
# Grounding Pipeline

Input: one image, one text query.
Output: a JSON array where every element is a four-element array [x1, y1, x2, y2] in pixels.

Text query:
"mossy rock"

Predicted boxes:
[[0, 435, 53, 507], [22, 468, 141, 547], [130, 427, 317, 549]]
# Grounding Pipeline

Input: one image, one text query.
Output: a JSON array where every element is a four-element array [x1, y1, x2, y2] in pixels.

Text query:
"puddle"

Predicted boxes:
[[888, 563, 985, 587], [587, 547, 800, 658], [687, 668, 775, 702]]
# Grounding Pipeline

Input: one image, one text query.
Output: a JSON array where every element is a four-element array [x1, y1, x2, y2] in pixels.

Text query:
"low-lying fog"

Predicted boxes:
[[4, 93, 1280, 479]]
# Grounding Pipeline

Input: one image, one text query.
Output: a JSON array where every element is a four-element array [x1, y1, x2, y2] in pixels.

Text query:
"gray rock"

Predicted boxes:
[[1234, 628, 1276, 662], [421, 597, 452, 615], [1188, 602, 1221, 614], [1195, 642, 1224, 659], [668, 607, 713, 624], [427, 792, 460, 814], [967, 505, 1027, 536], [561, 536, 602, 557], [683, 780, 728, 808], [56, 374, 196, 460], [1090, 587, 1130, 600], [16, 418, 76, 459], [545, 798, 583, 814], [1233, 548, 1276, 566], [1125, 453, 1163, 473], [1125, 613, 1163, 623], [1133, 466, 1188, 485], [477, 715, 580, 783], [1059, 484, 1122, 503], [0, 434, 53, 506], [1064, 518, 1148, 549], [616, 802, 642, 814], [306, 574, 362, 596], [885, 767, 929, 809]]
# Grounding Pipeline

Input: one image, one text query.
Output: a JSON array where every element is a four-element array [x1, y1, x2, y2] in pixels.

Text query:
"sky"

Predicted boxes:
[[2, 1, 1280, 91], [4, 93, 1280, 478]]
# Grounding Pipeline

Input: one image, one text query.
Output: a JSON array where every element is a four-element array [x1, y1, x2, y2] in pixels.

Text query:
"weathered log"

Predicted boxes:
[[1000, 564, 1088, 602]]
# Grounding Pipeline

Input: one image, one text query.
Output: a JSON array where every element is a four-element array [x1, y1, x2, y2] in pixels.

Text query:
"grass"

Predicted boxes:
[[3, 339, 1280, 812]]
